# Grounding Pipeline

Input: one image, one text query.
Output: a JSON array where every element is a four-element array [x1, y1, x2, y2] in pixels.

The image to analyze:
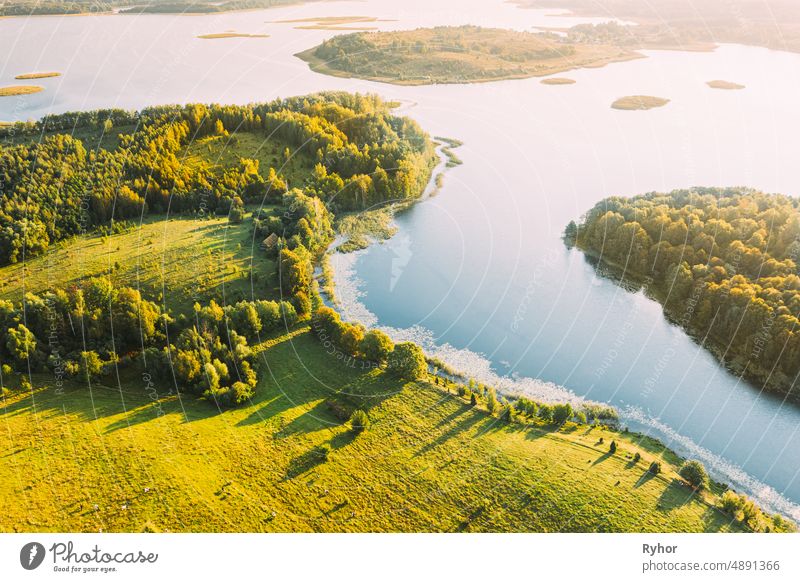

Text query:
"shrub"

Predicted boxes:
[[678, 460, 709, 490], [720, 490, 743, 516], [648, 461, 662, 475], [349, 409, 370, 434], [609, 440, 617, 454], [470, 392, 478, 406], [633, 452, 641, 463]]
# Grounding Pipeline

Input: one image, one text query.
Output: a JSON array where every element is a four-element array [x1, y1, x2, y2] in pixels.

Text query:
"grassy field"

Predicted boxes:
[[0, 212, 278, 315], [181, 132, 315, 186], [0, 328, 746, 533], [297, 26, 642, 85]]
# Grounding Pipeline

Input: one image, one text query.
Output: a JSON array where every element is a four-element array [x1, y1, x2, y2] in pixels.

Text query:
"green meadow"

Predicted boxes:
[[0, 328, 745, 533]]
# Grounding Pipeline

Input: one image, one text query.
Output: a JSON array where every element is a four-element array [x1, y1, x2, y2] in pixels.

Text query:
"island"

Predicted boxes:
[[273, 16, 385, 31], [14, 71, 61, 80], [541, 77, 576, 85], [568, 187, 800, 401], [611, 95, 670, 110], [707, 80, 746, 90], [0, 85, 44, 97], [296, 25, 643, 85], [197, 32, 269, 39], [1, 96, 790, 533]]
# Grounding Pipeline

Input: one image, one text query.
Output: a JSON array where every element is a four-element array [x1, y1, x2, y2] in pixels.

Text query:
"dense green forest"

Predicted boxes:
[[0, 93, 436, 408], [571, 187, 800, 398], [0, 93, 436, 265]]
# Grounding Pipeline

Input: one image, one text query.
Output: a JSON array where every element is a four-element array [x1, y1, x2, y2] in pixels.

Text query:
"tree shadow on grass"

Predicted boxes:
[[634, 470, 657, 489], [592, 450, 614, 466], [655, 478, 696, 512], [284, 447, 328, 481], [273, 399, 341, 439], [414, 405, 485, 457], [330, 430, 356, 450]]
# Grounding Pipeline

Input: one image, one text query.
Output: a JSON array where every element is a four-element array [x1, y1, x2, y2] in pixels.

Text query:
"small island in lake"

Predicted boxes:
[[611, 95, 669, 110], [273, 16, 385, 31], [541, 77, 576, 85], [198, 32, 269, 39], [707, 80, 745, 90], [0, 85, 44, 97], [296, 25, 642, 85], [14, 71, 61, 80]]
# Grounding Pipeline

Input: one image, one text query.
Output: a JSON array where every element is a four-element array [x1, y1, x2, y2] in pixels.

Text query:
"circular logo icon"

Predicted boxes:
[[20, 542, 46, 570]]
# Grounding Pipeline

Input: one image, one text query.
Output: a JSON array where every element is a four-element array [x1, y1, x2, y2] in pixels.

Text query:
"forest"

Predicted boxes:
[[0, 0, 305, 16], [571, 187, 800, 398], [0, 93, 436, 265], [0, 93, 437, 408]]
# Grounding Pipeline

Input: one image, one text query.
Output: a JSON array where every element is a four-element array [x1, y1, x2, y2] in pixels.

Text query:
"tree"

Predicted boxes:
[[79, 351, 103, 380], [6, 324, 36, 366], [486, 387, 499, 414], [361, 329, 394, 364], [552, 402, 573, 425], [678, 460, 708, 490], [648, 461, 662, 475], [470, 392, 478, 406], [720, 491, 743, 517], [349, 409, 370, 434], [609, 440, 617, 454], [389, 342, 426, 380]]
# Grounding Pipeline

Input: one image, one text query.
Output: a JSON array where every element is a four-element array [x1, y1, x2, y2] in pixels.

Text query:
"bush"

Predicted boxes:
[[609, 440, 617, 454], [349, 409, 370, 434], [648, 461, 662, 475], [633, 452, 641, 463], [679, 460, 709, 490], [720, 490, 743, 516], [470, 392, 478, 406]]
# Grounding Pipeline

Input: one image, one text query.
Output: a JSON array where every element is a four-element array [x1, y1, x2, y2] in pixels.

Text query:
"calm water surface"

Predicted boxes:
[[3, 0, 800, 518]]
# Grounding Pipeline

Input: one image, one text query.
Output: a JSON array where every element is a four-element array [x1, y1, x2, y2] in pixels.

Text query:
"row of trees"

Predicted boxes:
[[0, 92, 437, 265], [575, 187, 800, 397], [311, 306, 427, 379]]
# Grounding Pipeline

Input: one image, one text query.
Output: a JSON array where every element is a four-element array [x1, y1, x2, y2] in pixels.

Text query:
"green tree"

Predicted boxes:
[[6, 324, 36, 366], [389, 342, 427, 380], [552, 402, 573, 425], [349, 409, 370, 434], [361, 329, 394, 364], [678, 460, 709, 490]]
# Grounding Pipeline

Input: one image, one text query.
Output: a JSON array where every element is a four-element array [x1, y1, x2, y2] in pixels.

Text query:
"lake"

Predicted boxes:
[[3, 0, 800, 520]]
